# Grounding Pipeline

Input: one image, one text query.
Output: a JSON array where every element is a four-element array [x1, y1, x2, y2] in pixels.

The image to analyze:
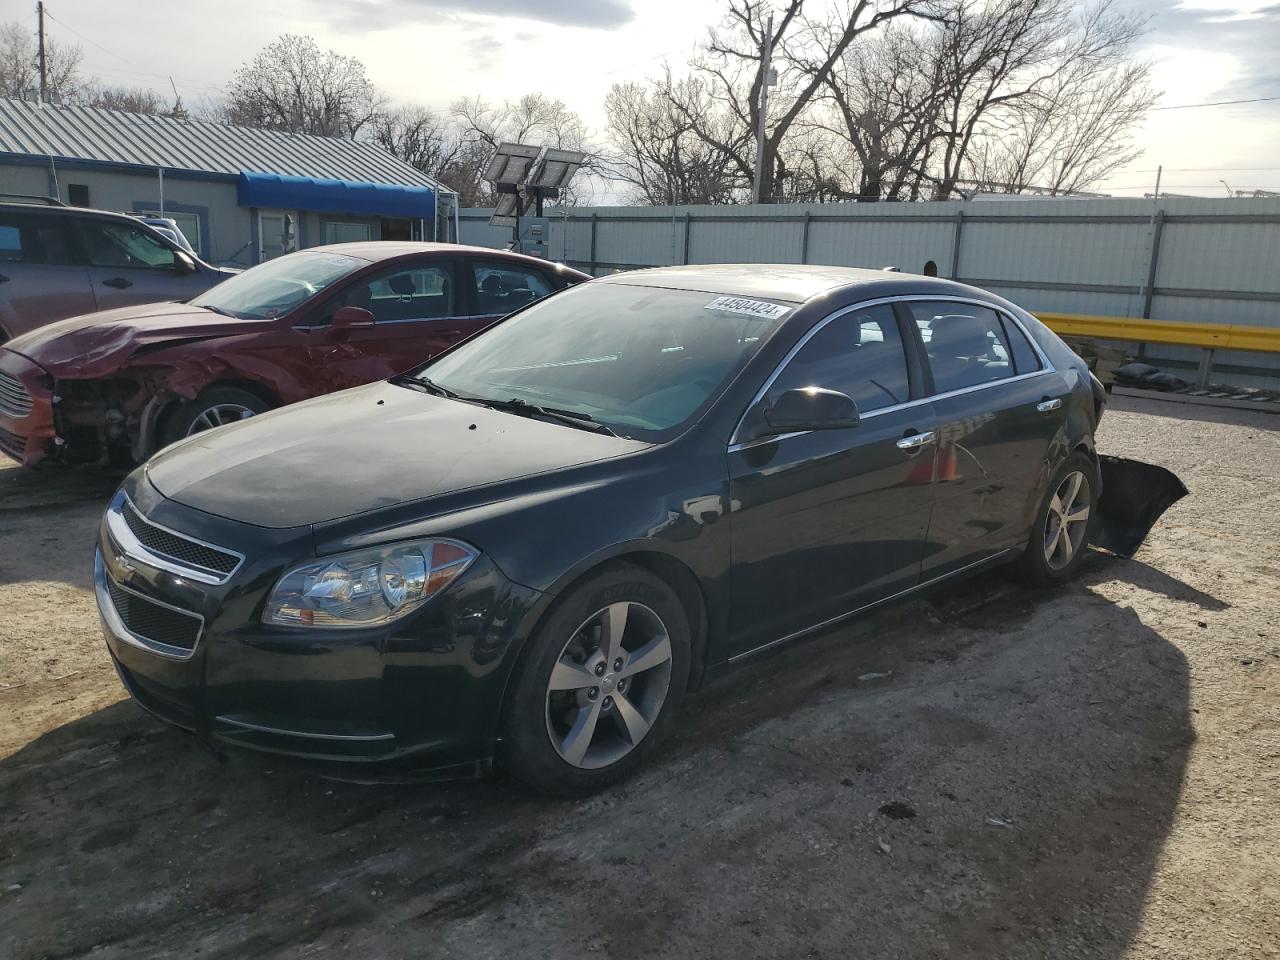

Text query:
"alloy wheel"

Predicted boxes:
[[187, 403, 257, 435], [544, 601, 673, 770], [1043, 469, 1091, 570]]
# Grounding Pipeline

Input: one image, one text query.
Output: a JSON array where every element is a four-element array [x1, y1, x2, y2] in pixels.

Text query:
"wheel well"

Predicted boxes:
[[153, 379, 282, 452], [509, 550, 712, 701], [614, 551, 710, 688]]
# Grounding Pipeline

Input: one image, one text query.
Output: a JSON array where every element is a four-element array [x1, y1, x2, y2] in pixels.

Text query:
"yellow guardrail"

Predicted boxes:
[[1036, 313, 1280, 355]]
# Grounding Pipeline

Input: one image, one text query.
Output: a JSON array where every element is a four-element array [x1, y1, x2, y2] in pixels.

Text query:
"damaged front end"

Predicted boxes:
[[1092, 455, 1188, 557], [51, 374, 173, 466]]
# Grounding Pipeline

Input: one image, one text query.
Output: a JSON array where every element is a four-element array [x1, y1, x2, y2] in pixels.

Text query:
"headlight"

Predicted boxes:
[[263, 539, 477, 628]]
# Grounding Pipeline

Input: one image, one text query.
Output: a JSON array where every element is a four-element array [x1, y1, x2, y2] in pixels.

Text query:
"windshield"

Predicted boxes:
[[419, 282, 789, 440], [191, 251, 365, 319]]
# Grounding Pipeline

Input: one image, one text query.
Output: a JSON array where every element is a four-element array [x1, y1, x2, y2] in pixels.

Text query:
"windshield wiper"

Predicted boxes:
[[394, 374, 464, 400], [199, 304, 239, 318], [470, 397, 621, 437]]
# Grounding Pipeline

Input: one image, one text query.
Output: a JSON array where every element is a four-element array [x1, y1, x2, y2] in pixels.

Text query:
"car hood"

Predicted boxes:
[[145, 380, 648, 529], [4, 301, 272, 377]]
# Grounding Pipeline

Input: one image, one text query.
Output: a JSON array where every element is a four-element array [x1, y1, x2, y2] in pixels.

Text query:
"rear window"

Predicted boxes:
[[0, 212, 74, 265]]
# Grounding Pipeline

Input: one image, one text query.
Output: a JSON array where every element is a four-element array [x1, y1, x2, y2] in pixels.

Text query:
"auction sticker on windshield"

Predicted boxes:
[[704, 296, 791, 320]]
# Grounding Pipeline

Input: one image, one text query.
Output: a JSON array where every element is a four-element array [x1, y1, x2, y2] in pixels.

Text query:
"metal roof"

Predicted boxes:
[[0, 97, 454, 194]]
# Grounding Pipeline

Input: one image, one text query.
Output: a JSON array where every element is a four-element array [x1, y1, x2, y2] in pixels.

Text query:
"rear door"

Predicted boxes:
[[464, 258, 557, 327], [727, 302, 937, 657], [906, 299, 1071, 579], [0, 209, 95, 339], [71, 216, 207, 310]]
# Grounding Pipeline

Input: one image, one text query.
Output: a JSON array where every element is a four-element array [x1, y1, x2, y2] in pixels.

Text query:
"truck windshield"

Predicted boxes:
[[419, 282, 789, 441], [191, 251, 365, 319]]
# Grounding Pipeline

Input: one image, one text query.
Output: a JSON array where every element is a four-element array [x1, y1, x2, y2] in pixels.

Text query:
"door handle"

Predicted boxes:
[[896, 431, 936, 450], [1036, 397, 1063, 413], [0, 273, 9, 284], [102, 277, 133, 289]]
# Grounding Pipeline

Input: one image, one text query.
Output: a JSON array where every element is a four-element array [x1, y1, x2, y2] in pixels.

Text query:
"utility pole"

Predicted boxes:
[[37, 2, 47, 104], [751, 12, 774, 205]]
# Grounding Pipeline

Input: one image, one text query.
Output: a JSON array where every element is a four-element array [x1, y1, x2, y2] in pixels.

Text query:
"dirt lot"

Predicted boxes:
[[1, 394, 1277, 960]]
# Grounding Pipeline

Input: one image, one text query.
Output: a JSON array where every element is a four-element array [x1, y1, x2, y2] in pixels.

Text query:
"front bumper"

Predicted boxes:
[[0, 349, 55, 466], [95, 472, 541, 775]]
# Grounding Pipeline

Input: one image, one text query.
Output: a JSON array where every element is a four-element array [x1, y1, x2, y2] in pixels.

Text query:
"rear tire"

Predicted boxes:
[[1013, 452, 1098, 586], [500, 563, 691, 796], [160, 387, 270, 447]]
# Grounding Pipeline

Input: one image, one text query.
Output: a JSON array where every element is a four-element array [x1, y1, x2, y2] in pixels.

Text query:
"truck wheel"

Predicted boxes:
[[161, 387, 270, 446]]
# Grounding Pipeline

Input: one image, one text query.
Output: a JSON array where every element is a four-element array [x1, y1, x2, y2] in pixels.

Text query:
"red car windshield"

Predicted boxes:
[[191, 251, 365, 319]]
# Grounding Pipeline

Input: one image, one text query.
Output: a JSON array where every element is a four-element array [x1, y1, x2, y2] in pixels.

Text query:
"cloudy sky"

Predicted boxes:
[[22, 0, 1280, 200]]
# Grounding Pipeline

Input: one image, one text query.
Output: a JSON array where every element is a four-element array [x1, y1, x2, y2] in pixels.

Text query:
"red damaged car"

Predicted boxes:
[[0, 243, 588, 466]]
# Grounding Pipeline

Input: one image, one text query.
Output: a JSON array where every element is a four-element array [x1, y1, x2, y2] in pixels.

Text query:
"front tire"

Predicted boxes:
[[1014, 452, 1098, 585], [160, 386, 270, 447], [500, 563, 691, 796]]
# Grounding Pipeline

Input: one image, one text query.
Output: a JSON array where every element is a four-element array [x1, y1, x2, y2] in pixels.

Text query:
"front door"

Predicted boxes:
[[906, 300, 1071, 578], [301, 257, 477, 393], [727, 302, 937, 658], [71, 216, 207, 312]]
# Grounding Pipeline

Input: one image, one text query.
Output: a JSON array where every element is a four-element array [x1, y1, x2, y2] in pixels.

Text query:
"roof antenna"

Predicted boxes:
[[882, 265, 900, 272]]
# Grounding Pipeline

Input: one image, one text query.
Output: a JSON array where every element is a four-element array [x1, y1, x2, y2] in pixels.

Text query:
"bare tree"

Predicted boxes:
[[0, 18, 86, 103], [667, 0, 938, 203], [604, 78, 742, 204], [221, 35, 384, 138], [370, 105, 461, 177], [86, 85, 167, 115], [927, 0, 1150, 199]]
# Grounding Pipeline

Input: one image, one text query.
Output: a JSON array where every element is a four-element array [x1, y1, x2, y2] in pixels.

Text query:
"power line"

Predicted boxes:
[[42, 8, 225, 98], [1149, 96, 1280, 111]]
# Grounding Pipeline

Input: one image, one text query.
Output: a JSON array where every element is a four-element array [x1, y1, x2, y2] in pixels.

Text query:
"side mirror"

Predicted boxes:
[[330, 305, 375, 329], [763, 387, 859, 434], [174, 251, 197, 276]]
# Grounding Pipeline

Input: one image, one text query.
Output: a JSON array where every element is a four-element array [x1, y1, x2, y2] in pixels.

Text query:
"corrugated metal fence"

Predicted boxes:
[[460, 197, 1280, 389]]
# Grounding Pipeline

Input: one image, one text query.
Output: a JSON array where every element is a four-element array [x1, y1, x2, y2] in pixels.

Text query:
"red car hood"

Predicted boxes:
[[4, 302, 273, 378]]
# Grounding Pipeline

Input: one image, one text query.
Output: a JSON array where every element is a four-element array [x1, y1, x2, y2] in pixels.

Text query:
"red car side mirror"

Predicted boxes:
[[331, 305, 375, 329]]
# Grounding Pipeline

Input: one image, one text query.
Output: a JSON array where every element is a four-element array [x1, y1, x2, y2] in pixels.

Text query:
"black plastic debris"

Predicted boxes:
[[1093, 456, 1189, 557], [878, 801, 917, 820]]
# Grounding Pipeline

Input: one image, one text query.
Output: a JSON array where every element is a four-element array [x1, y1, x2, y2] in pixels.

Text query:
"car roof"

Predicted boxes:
[[595, 263, 993, 305], [306, 241, 585, 273]]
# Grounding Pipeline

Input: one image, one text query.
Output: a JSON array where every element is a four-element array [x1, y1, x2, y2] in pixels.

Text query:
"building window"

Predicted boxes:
[[140, 209, 201, 255], [323, 221, 372, 244], [67, 183, 90, 207]]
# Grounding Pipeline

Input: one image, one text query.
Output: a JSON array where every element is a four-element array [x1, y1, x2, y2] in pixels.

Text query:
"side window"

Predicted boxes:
[[1000, 314, 1042, 374], [742, 304, 911, 440], [910, 302, 1015, 394], [330, 262, 454, 324], [471, 262, 552, 316], [76, 219, 176, 270], [0, 213, 75, 264]]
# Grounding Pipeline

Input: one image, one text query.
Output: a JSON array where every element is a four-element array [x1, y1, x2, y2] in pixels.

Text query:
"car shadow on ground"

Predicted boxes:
[[0, 556, 1194, 960]]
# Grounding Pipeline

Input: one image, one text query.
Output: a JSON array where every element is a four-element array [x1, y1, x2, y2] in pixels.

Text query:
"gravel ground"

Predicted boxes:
[[0, 394, 1276, 960]]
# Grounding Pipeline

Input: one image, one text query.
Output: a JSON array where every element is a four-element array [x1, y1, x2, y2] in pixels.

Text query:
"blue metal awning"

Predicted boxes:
[[237, 171, 435, 219]]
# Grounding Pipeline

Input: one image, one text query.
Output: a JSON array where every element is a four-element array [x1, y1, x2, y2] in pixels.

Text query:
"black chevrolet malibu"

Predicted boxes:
[[96, 265, 1133, 794]]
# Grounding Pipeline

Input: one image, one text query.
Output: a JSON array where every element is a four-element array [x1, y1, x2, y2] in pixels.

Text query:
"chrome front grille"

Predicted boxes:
[[0, 372, 33, 419], [105, 492, 244, 585]]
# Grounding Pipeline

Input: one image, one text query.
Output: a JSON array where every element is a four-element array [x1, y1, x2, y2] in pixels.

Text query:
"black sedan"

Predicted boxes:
[[94, 265, 1179, 794]]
